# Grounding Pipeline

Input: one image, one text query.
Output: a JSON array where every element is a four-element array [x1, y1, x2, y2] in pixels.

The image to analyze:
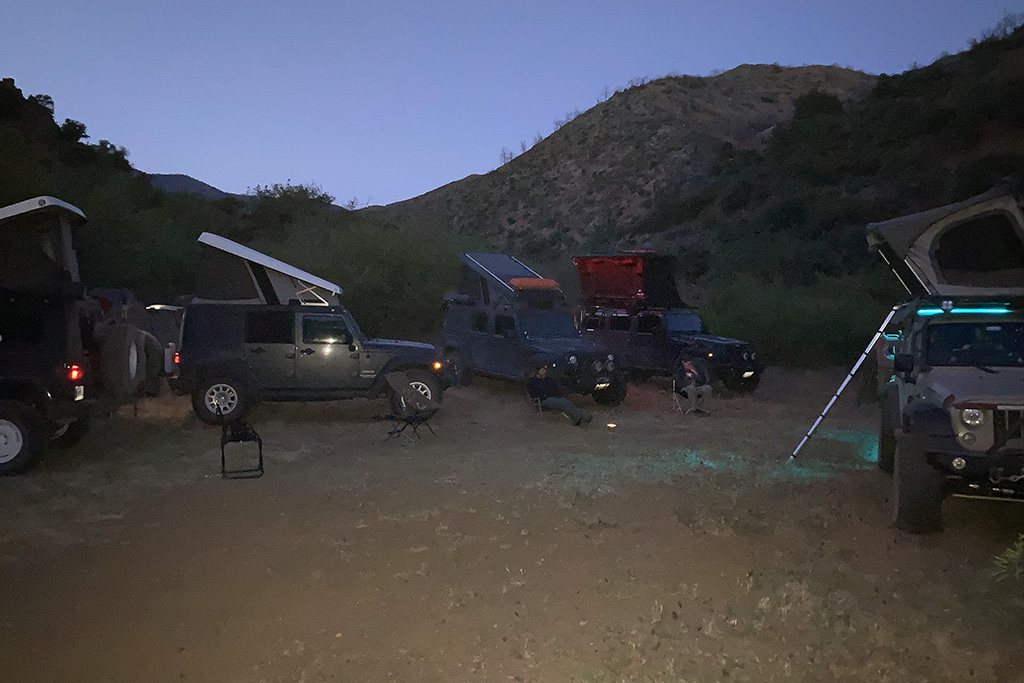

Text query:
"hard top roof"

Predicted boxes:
[[460, 252, 543, 291], [0, 196, 87, 226]]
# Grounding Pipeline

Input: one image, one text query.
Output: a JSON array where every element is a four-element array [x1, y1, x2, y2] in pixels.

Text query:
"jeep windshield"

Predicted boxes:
[[926, 322, 1024, 368], [519, 311, 579, 338], [664, 310, 705, 333]]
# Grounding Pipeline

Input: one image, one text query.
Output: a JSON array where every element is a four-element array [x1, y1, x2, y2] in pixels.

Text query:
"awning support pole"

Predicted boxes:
[[789, 305, 901, 462]]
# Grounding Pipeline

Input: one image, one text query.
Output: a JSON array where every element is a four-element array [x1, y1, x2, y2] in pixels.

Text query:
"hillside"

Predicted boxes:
[[368, 65, 876, 253], [144, 173, 244, 201]]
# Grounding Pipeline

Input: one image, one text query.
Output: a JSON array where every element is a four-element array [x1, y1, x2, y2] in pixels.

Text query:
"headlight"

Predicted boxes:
[[568, 355, 578, 365], [592, 360, 603, 372], [960, 408, 985, 427], [605, 360, 615, 371]]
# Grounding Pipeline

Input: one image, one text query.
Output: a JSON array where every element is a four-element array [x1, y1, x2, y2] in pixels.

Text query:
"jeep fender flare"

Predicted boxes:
[[193, 361, 261, 400]]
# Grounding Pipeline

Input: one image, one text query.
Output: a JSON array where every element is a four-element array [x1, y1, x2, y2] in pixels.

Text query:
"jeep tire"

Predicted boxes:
[[100, 323, 144, 399], [0, 400, 45, 475], [893, 434, 944, 534], [388, 369, 442, 415], [193, 376, 251, 424]]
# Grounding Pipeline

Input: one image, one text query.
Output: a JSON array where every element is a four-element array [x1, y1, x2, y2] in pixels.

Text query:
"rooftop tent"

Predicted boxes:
[[457, 252, 567, 309], [572, 253, 684, 309], [459, 252, 544, 290], [0, 196, 87, 292], [866, 188, 1024, 297], [195, 233, 342, 306]]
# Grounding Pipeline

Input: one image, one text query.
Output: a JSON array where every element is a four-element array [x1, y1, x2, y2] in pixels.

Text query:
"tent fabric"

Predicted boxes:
[[867, 189, 1024, 297], [460, 253, 541, 291]]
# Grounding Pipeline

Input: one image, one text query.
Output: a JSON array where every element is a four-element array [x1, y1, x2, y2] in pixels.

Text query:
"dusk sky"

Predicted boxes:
[[4, 1, 1022, 206]]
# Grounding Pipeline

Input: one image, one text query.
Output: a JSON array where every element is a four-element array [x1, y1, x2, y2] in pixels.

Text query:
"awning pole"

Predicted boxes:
[[789, 305, 901, 462]]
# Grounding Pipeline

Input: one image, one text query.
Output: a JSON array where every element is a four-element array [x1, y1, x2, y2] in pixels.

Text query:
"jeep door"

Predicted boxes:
[[242, 309, 297, 388], [477, 313, 528, 378], [295, 313, 365, 390], [633, 312, 673, 369], [603, 312, 634, 366]]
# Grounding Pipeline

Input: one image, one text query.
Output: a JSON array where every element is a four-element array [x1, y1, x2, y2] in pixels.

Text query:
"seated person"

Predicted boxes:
[[527, 364, 592, 427], [674, 358, 712, 415]]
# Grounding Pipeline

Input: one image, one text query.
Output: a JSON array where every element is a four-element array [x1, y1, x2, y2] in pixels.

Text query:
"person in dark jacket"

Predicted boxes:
[[527, 364, 592, 426], [674, 358, 712, 415]]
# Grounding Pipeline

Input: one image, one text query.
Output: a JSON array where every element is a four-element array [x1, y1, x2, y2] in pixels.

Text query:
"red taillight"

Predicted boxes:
[[68, 365, 83, 382], [173, 352, 180, 365]]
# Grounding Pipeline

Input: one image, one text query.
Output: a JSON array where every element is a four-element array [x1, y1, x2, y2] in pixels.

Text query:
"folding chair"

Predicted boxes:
[[383, 372, 440, 442], [220, 417, 264, 479]]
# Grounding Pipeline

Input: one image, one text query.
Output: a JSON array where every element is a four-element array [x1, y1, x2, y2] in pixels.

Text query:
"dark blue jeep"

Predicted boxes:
[[442, 253, 628, 405]]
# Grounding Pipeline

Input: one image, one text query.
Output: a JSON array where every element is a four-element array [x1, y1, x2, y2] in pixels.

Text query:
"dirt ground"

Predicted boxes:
[[1, 369, 1022, 683]]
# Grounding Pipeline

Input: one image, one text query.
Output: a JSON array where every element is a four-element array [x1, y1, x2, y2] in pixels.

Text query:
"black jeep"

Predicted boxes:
[[172, 233, 448, 423], [0, 197, 161, 474], [574, 254, 762, 391], [441, 253, 628, 405]]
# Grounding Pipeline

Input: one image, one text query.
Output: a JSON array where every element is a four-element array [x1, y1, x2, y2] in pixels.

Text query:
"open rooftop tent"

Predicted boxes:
[[194, 233, 342, 306], [456, 252, 568, 310], [572, 252, 685, 309], [0, 196, 87, 291], [866, 186, 1024, 297]]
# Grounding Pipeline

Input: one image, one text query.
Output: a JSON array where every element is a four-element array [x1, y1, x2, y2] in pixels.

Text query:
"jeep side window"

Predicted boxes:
[[472, 312, 490, 333], [245, 310, 294, 344], [609, 315, 631, 332], [302, 315, 351, 345], [494, 315, 516, 336], [636, 314, 663, 335], [582, 314, 603, 331]]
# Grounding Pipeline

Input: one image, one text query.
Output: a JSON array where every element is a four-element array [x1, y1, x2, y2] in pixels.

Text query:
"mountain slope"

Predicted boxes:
[[367, 64, 876, 252]]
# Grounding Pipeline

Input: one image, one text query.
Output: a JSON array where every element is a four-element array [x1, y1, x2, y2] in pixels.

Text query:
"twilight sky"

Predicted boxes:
[[3, 1, 1021, 206]]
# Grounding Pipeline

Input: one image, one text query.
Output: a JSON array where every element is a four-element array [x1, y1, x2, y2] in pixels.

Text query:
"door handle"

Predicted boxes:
[[301, 347, 315, 356], [285, 352, 295, 359], [250, 347, 265, 354]]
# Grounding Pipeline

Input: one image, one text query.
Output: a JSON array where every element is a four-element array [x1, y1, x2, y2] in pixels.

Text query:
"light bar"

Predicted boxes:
[[917, 307, 1011, 316]]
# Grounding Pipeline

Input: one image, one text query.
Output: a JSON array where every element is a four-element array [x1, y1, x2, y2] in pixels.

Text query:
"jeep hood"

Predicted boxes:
[[673, 332, 747, 348], [866, 188, 1024, 297], [526, 336, 608, 358], [918, 368, 1024, 406], [366, 338, 437, 353]]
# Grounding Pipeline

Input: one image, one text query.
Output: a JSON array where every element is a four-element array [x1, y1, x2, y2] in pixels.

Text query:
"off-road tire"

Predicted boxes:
[[445, 350, 472, 386], [893, 434, 944, 534], [193, 376, 251, 425], [51, 416, 91, 449], [0, 400, 46, 475], [388, 369, 442, 415], [100, 323, 144, 399], [592, 380, 627, 406]]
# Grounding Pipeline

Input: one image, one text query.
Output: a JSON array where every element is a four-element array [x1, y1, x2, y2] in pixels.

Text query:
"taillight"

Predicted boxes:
[[68, 365, 83, 382], [173, 352, 180, 365]]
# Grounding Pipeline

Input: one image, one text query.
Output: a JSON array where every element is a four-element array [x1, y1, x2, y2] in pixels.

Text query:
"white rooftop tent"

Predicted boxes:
[[195, 232, 342, 306]]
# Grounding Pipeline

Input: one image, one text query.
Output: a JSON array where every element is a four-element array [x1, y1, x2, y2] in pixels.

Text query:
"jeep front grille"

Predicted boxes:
[[993, 408, 1024, 449]]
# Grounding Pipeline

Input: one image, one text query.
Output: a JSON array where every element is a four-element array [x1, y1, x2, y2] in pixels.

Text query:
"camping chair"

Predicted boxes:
[[383, 371, 440, 442], [218, 408, 264, 479]]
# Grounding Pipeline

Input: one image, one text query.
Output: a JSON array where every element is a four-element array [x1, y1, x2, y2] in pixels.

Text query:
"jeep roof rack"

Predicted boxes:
[[195, 232, 342, 306]]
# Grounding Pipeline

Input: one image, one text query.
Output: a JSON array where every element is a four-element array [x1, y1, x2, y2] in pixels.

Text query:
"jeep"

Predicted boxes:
[[441, 253, 628, 405], [573, 253, 762, 391], [173, 234, 447, 423], [868, 185, 1024, 532], [0, 197, 161, 474]]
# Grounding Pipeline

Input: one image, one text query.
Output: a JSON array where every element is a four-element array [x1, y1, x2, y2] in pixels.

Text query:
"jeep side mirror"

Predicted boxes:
[[893, 353, 914, 373]]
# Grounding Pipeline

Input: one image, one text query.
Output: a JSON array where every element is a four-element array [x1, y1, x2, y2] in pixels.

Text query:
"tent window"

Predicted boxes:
[[934, 212, 1024, 287]]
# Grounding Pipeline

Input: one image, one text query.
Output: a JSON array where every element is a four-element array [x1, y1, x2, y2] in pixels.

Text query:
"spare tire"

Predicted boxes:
[[99, 323, 144, 399]]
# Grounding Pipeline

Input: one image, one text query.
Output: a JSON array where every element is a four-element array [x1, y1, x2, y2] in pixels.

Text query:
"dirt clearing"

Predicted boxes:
[[1, 369, 1022, 682]]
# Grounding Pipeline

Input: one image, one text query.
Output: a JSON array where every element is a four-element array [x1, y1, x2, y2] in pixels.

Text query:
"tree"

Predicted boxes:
[[27, 94, 54, 113], [60, 118, 88, 143]]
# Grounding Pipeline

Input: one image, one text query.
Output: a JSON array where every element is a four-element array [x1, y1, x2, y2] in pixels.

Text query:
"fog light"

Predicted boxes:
[[595, 381, 610, 390], [606, 423, 617, 430], [742, 371, 754, 378], [433, 361, 443, 370], [951, 457, 967, 470]]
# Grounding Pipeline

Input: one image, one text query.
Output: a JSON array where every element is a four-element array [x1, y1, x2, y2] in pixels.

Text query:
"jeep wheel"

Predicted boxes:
[[51, 416, 91, 449], [592, 380, 627, 407], [893, 434, 944, 534], [877, 421, 896, 474], [389, 369, 442, 414], [0, 401, 45, 475], [100, 323, 145, 399], [193, 377, 250, 424], [445, 350, 472, 386]]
